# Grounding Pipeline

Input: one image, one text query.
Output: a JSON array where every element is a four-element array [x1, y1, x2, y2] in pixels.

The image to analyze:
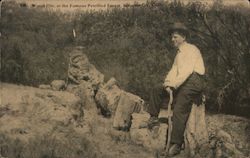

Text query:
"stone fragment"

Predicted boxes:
[[95, 78, 122, 115], [113, 92, 144, 130], [51, 80, 66, 91], [38, 84, 51, 89], [130, 112, 168, 151]]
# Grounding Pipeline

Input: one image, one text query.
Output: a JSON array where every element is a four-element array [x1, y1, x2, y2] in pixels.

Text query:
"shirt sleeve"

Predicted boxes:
[[163, 56, 177, 88], [171, 48, 199, 89]]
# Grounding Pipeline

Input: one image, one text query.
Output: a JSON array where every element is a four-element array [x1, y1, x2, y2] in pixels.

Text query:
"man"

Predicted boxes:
[[163, 22, 205, 156]]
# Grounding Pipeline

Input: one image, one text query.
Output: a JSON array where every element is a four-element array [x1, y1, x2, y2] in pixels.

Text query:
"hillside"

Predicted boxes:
[[0, 83, 155, 158], [0, 83, 249, 158]]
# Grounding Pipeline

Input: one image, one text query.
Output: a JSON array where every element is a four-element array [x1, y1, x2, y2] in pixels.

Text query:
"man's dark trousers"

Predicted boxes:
[[170, 72, 205, 145]]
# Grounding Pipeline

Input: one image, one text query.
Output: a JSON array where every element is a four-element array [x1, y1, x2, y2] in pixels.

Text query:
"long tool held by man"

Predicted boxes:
[[165, 90, 173, 154]]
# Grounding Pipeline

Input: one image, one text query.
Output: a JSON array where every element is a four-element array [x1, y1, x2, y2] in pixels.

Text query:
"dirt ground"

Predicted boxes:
[[0, 83, 249, 158], [0, 83, 154, 158]]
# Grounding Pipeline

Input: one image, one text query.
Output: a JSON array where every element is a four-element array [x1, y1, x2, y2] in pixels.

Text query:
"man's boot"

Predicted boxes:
[[168, 144, 181, 157]]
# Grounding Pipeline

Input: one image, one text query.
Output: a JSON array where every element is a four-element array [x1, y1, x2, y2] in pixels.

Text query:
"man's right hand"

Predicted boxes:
[[166, 87, 173, 93]]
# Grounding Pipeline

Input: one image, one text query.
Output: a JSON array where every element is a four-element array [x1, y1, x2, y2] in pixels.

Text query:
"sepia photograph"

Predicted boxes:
[[0, 0, 249, 157]]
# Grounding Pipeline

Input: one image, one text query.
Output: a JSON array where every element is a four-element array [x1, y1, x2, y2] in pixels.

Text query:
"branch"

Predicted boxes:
[[217, 77, 235, 112]]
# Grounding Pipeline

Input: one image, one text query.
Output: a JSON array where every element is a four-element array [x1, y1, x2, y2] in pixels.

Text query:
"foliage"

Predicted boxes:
[[0, 1, 74, 85], [0, 133, 99, 158], [1, 1, 249, 117]]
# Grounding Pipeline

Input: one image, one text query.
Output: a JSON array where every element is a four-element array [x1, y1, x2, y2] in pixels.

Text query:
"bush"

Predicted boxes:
[[0, 1, 73, 85], [0, 133, 99, 158]]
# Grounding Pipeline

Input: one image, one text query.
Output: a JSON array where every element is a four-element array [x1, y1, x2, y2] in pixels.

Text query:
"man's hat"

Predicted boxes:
[[168, 22, 189, 37]]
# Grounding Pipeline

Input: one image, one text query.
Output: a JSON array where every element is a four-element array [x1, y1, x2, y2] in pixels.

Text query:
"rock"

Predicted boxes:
[[0, 104, 10, 118], [223, 142, 245, 157], [95, 78, 123, 115], [130, 112, 151, 129], [130, 112, 168, 151], [50, 80, 66, 91], [68, 47, 104, 88], [215, 147, 223, 158], [67, 81, 97, 111], [38, 84, 51, 89], [213, 130, 246, 158], [35, 91, 82, 116], [206, 114, 250, 158], [0, 84, 83, 142], [104, 77, 118, 89], [109, 128, 130, 142], [216, 130, 233, 143], [113, 92, 144, 130]]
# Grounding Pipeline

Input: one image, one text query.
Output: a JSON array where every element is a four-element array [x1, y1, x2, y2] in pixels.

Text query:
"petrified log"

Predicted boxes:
[[184, 103, 209, 157], [113, 92, 144, 130], [95, 78, 123, 115], [67, 47, 104, 87]]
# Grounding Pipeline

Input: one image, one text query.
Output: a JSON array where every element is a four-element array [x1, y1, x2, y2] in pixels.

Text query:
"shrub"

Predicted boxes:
[[0, 133, 99, 158]]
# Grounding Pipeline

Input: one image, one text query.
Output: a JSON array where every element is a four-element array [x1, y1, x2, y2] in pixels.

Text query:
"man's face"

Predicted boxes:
[[171, 32, 186, 48]]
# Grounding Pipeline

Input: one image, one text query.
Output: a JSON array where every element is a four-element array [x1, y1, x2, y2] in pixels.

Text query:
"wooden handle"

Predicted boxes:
[[166, 91, 173, 153], [168, 90, 173, 112]]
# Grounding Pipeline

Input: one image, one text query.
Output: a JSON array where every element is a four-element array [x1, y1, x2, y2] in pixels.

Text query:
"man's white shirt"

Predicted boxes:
[[164, 42, 205, 89]]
